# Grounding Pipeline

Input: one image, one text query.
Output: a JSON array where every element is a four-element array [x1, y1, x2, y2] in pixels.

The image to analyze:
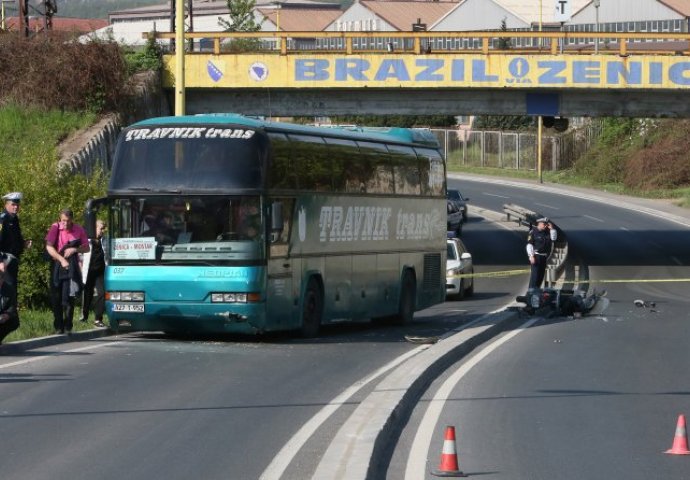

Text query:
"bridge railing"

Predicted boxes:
[[147, 30, 690, 56], [435, 120, 603, 172]]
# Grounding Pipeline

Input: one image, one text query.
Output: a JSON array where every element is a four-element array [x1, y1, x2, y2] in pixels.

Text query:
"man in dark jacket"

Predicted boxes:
[[81, 220, 106, 327], [0, 192, 32, 287]]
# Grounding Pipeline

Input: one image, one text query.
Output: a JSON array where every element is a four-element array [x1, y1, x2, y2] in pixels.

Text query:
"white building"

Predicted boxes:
[[80, 0, 690, 47], [82, 0, 337, 46]]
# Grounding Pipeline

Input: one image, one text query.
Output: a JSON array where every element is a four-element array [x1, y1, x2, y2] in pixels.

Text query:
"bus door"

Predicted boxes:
[[267, 198, 298, 328]]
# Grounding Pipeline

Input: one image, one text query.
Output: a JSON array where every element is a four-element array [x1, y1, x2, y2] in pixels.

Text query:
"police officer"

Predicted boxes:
[[526, 217, 557, 290], [0, 262, 19, 344], [0, 192, 31, 287]]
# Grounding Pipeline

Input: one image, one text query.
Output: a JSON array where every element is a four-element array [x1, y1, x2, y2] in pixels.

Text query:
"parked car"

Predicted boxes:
[[447, 189, 469, 222], [447, 200, 463, 236], [446, 237, 474, 300]]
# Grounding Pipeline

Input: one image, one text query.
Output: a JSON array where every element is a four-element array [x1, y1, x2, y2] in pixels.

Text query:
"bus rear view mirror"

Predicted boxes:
[[271, 202, 284, 233], [84, 197, 108, 238]]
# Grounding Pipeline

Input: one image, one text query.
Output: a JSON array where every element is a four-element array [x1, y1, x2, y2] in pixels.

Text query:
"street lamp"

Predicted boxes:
[[594, 0, 600, 53]]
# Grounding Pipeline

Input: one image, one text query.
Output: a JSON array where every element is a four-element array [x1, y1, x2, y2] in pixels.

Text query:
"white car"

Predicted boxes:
[[446, 238, 474, 300]]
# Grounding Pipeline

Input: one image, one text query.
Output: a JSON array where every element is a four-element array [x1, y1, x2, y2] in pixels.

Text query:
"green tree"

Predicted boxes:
[[472, 115, 534, 131], [218, 0, 263, 51], [498, 18, 511, 50], [219, 0, 262, 32], [330, 115, 456, 128]]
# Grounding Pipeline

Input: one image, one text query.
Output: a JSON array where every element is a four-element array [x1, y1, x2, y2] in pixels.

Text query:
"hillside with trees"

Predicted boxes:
[[54, 0, 342, 19], [56, 0, 162, 19]]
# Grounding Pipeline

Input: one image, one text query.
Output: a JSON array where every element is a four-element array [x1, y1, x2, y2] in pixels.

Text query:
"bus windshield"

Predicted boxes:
[[109, 195, 264, 265], [109, 126, 267, 193]]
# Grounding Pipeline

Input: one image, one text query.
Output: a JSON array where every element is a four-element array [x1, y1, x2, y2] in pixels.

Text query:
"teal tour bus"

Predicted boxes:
[[85, 114, 448, 336]]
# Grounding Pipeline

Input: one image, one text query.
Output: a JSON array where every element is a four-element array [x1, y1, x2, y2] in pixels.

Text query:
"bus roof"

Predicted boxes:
[[130, 113, 440, 148]]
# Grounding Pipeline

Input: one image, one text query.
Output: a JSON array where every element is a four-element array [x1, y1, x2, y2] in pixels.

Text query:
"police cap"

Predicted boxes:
[[2, 192, 22, 203], [536, 217, 549, 224]]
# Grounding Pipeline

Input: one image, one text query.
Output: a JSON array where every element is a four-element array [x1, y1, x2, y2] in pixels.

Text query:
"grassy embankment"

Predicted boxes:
[[447, 118, 690, 209], [0, 106, 102, 342]]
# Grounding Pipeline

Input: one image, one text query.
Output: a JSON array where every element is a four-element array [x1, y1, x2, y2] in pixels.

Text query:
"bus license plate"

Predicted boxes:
[[113, 303, 145, 313]]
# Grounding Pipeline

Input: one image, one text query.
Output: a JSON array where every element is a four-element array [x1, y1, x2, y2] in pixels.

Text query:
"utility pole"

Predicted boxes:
[[175, 0, 185, 115], [44, 0, 57, 32], [19, 0, 29, 37], [594, 0, 600, 53]]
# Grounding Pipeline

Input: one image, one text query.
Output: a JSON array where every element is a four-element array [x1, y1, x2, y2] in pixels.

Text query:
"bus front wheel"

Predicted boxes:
[[300, 278, 323, 338]]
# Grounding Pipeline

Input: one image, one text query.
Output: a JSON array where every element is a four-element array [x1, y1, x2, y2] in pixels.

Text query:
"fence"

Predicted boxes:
[[434, 120, 603, 171]]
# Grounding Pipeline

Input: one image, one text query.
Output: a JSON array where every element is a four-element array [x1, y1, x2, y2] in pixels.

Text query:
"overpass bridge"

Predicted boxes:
[[151, 30, 690, 118]]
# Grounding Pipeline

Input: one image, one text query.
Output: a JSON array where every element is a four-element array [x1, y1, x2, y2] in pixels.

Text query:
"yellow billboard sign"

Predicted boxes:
[[165, 53, 690, 90]]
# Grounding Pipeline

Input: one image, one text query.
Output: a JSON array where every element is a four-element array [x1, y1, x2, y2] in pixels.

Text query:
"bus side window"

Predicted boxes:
[[415, 147, 445, 196], [324, 137, 362, 193], [267, 132, 297, 189], [288, 134, 332, 192], [388, 144, 420, 195], [269, 198, 294, 258], [357, 141, 393, 194]]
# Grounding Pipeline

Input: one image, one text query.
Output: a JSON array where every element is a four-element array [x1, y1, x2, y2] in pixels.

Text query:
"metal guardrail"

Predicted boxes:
[[503, 203, 568, 287], [146, 30, 690, 56]]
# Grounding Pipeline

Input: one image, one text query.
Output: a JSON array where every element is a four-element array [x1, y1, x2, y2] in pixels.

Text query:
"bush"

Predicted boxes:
[[624, 120, 690, 190], [0, 33, 128, 113], [124, 34, 164, 75], [0, 106, 108, 309]]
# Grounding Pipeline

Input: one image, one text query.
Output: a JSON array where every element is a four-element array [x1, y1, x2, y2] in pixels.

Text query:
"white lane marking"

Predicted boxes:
[[483, 193, 509, 199], [260, 344, 430, 480], [404, 317, 540, 480], [535, 203, 559, 210], [0, 341, 124, 370], [262, 312, 502, 480], [583, 214, 604, 223]]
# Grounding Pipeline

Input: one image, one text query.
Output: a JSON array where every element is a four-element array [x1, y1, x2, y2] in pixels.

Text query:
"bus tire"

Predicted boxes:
[[393, 270, 416, 325], [300, 278, 323, 337]]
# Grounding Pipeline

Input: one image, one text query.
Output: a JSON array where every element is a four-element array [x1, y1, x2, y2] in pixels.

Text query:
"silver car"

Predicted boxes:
[[446, 238, 474, 300], [447, 189, 469, 222]]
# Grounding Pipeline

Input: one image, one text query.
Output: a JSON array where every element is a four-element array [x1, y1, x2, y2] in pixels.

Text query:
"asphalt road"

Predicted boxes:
[[386, 175, 690, 479], [0, 208, 526, 480]]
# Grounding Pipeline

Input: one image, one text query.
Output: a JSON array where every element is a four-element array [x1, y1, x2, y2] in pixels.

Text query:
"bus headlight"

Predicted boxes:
[[106, 291, 145, 301], [211, 292, 260, 303]]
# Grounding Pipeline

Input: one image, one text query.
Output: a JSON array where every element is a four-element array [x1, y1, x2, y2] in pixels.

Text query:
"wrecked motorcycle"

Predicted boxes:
[[516, 288, 609, 317]]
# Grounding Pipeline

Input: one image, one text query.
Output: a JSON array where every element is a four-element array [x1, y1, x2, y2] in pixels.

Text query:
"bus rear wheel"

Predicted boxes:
[[392, 271, 416, 325], [300, 278, 323, 337]]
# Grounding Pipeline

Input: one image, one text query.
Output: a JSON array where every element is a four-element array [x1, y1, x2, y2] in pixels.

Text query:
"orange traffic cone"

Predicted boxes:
[[665, 414, 690, 455], [431, 425, 467, 477]]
